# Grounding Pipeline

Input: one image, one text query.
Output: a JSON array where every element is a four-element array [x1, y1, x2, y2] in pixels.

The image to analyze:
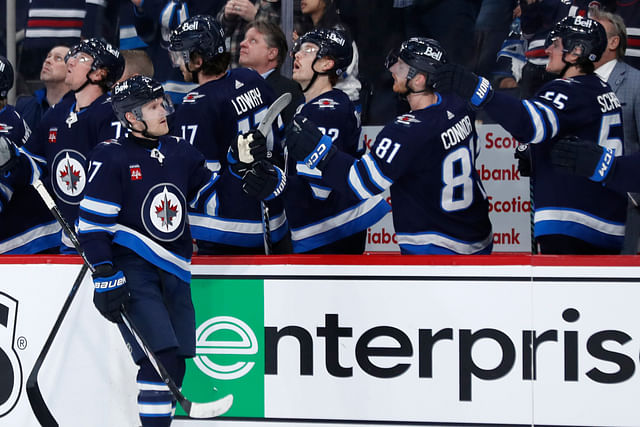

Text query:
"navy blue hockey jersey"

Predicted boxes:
[[484, 74, 627, 249], [0, 106, 60, 254], [285, 89, 390, 253], [11, 92, 121, 250], [78, 134, 219, 282], [171, 68, 288, 248], [322, 93, 493, 255]]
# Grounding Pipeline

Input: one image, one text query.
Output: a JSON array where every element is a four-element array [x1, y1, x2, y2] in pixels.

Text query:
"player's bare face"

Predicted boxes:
[[140, 97, 171, 136], [65, 52, 93, 90], [41, 46, 69, 83], [389, 59, 410, 94], [239, 27, 270, 69], [292, 43, 319, 84], [545, 38, 568, 74]]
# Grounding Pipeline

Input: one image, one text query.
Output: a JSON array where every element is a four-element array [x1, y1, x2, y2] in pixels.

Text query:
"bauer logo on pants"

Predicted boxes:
[[0, 293, 22, 417]]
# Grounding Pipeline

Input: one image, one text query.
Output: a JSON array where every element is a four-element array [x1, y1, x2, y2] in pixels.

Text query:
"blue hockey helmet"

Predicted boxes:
[[169, 14, 226, 65], [66, 38, 125, 88], [112, 75, 174, 129], [295, 27, 353, 77], [0, 55, 14, 98], [545, 15, 608, 63]]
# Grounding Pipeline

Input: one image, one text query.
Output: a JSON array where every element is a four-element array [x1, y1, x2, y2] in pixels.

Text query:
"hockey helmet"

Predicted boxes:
[[545, 15, 607, 63], [0, 56, 14, 98], [66, 38, 125, 88], [112, 76, 174, 128], [169, 14, 226, 65], [295, 27, 353, 77]]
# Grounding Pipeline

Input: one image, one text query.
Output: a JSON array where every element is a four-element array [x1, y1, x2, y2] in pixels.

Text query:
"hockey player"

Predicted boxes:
[[0, 38, 125, 252], [284, 27, 390, 253], [285, 38, 493, 255], [0, 55, 60, 254], [77, 75, 249, 426], [433, 15, 627, 254], [168, 15, 289, 254]]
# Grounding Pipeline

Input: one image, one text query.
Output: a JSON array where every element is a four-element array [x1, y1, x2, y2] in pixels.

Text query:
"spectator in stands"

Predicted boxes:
[[16, 45, 70, 131], [590, 8, 640, 253], [218, 0, 281, 67], [239, 20, 303, 126]]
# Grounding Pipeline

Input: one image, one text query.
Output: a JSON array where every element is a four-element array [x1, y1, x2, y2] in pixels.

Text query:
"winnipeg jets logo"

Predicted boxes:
[[313, 98, 339, 109], [142, 184, 186, 241], [395, 114, 420, 125], [0, 123, 13, 133], [52, 150, 86, 203], [0, 293, 22, 417], [182, 92, 205, 103]]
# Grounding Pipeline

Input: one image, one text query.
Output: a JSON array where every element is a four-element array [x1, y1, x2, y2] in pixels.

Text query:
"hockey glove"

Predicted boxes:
[[550, 136, 615, 183], [0, 136, 18, 174], [92, 263, 129, 324], [514, 143, 532, 177], [242, 160, 286, 201], [432, 63, 493, 109], [286, 116, 337, 170]]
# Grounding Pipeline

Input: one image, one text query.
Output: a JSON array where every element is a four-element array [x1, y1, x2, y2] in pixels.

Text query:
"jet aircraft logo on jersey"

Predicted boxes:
[[313, 98, 339, 109], [395, 114, 420, 125], [0, 124, 13, 134], [183, 92, 205, 103], [0, 293, 23, 417], [48, 128, 57, 143]]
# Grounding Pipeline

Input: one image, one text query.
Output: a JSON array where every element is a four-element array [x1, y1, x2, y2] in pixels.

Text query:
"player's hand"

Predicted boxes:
[[242, 160, 286, 200], [0, 136, 18, 173], [432, 63, 493, 109], [285, 116, 336, 170], [514, 143, 532, 177], [550, 136, 615, 182], [92, 263, 129, 324]]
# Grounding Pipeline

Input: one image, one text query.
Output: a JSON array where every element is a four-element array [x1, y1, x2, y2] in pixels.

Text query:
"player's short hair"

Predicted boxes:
[[120, 49, 155, 81]]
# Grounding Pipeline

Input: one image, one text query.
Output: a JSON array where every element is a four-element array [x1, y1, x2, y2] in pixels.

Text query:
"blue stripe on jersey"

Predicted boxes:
[[77, 218, 117, 234], [0, 182, 13, 200], [397, 230, 493, 255], [290, 196, 390, 253], [189, 212, 288, 247], [309, 182, 332, 200], [522, 100, 547, 144], [188, 173, 219, 208], [79, 195, 121, 217], [361, 153, 393, 192], [534, 207, 625, 249], [1, 221, 61, 254], [532, 101, 559, 139], [347, 161, 376, 200]]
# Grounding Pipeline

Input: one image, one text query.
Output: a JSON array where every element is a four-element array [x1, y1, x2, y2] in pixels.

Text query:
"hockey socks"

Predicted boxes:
[[137, 349, 186, 426]]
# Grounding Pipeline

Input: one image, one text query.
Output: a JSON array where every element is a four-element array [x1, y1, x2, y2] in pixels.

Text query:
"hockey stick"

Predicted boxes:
[[26, 262, 89, 427], [31, 179, 234, 419]]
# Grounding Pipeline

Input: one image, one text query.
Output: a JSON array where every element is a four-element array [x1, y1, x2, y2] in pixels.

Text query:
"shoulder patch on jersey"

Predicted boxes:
[[0, 123, 13, 133], [446, 110, 455, 120], [395, 114, 420, 125], [312, 98, 339, 109], [183, 92, 205, 103], [235, 80, 244, 89]]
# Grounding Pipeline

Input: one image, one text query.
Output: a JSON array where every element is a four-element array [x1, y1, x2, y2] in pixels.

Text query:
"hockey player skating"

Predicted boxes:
[[284, 27, 390, 253], [433, 15, 627, 254], [0, 38, 125, 252], [285, 37, 493, 254], [168, 15, 289, 254], [78, 75, 233, 425]]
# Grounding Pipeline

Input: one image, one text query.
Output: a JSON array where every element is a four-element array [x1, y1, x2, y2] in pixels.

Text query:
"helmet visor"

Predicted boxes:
[[385, 48, 399, 70], [140, 94, 175, 121], [169, 49, 190, 68]]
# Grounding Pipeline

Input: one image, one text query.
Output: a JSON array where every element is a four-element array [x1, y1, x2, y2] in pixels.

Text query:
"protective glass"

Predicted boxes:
[[139, 94, 175, 121]]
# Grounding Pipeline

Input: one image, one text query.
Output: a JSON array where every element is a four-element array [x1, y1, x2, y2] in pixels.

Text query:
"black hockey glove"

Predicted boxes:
[[550, 136, 615, 183], [242, 160, 286, 201], [92, 263, 129, 324], [514, 143, 532, 177], [0, 136, 18, 174], [432, 63, 493, 109], [286, 116, 337, 170]]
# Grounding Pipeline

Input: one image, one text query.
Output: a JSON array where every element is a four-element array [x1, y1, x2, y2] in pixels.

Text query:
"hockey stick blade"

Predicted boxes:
[[257, 92, 292, 136], [26, 263, 90, 427], [121, 311, 234, 418]]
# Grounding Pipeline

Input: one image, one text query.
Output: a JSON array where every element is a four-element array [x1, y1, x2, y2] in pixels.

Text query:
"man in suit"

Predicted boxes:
[[592, 8, 640, 253], [239, 20, 304, 125]]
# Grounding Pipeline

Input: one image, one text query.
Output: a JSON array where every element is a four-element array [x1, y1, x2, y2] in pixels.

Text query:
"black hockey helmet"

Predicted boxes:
[[66, 38, 125, 88], [112, 75, 174, 129], [387, 37, 448, 84], [295, 27, 353, 77], [545, 15, 607, 63], [169, 14, 226, 65], [0, 55, 14, 98]]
